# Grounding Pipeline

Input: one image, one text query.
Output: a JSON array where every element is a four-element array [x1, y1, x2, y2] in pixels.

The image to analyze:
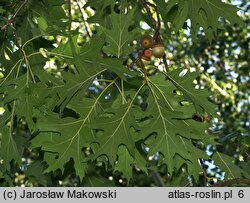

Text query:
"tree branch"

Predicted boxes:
[[67, 0, 72, 31], [145, 1, 161, 42], [151, 171, 165, 187], [140, 0, 158, 38], [140, 0, 162, 42], [75, 0, 92, 38], [162, 53, 169, 72], [0, 0, 28, 32], [140, 0, 169, 72], [212, 178, 250, 187]]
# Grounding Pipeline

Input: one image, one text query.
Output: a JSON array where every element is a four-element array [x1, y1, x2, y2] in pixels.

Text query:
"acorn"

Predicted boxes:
[[136, 55, 150, 67], [141, 55, 151, 65], [152, 43, 165, 58], [143, 49, 152, 58], [140, 34, 154, 48]]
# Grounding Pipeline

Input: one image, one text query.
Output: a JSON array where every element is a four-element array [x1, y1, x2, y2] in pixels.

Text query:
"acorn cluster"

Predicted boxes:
[[136, 34, 165, 68]]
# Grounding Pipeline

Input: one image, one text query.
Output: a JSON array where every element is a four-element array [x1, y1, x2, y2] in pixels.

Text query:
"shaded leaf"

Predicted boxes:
[[155, 0, 244, 41], [167, 69, 215, 115], [103, 9, 140, 58], [213, 152, 250, 179]]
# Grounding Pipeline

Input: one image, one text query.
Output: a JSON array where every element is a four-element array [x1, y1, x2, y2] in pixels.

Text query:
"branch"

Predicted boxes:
[[140, 0, 157, 36], [145, 1, 161, 41], [140, 0, 169, 73], [151, 171, 165, 187], [67, 0, 72, 30], [140, 0, 161, 42], [0, 0, 28, 32], [75, 0, 92, 38], [162, 53, 169, 72], [140, 0, 157, 30], [212, 178, 250, 187]]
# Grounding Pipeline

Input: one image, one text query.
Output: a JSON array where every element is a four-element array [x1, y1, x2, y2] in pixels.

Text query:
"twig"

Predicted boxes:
[[140, 0, 162, 42], [245, 151, 250, 160], [140, 0, 157, 32], [199, 159, 208, 186], [75, 0, 92, 38], [128, 50, 144, 69], [140, 0, 169, 73], [151, 171, 165, 187], [148, 2, 168, 71], [212, 178, 250, 187], [162, 53, 169, 72], [144, 2, 168, 72], [127, 57, 140, 70], [68, 0, 72, 30], [145, 1, 161, 42], [0, 0, 28, 32]]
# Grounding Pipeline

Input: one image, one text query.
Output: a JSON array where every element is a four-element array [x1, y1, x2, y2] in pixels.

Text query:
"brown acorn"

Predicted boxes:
[[136, 55, 150, 67], [152, 43, 165, 58], [143, 49, 152, 58], [141, 55, 151, 65], [140, 34, 154, 48]]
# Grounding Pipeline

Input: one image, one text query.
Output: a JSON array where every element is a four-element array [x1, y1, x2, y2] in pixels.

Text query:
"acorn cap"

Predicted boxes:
[[152, 43, 165, 58], [141, 55, 150, 61], [141, 56, 151, 65], [140, 34, 154, 48], [153, 43, 165, 48]]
